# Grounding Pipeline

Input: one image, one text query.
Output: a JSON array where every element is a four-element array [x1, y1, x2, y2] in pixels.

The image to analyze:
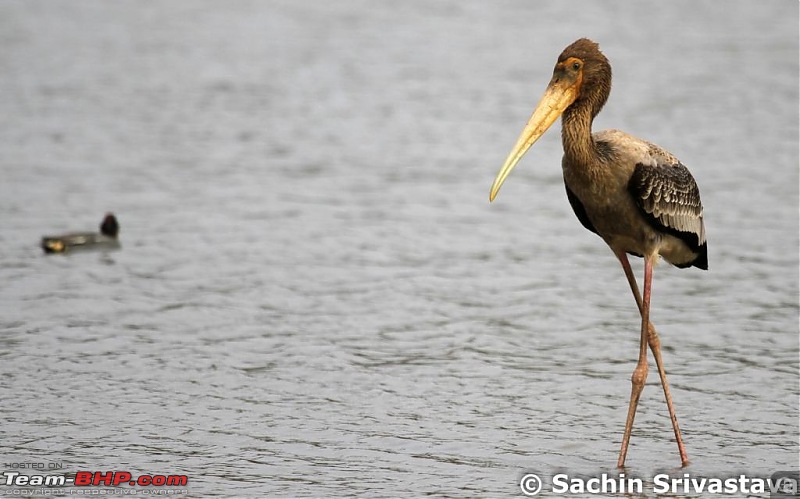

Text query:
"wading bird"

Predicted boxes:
[[489, 38, 706, 468]]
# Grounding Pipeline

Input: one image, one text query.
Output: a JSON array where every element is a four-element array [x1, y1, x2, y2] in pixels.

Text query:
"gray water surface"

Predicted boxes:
[[1, 1, 798, 497]]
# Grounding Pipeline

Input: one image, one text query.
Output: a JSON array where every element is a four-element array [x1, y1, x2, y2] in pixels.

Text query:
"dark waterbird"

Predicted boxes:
[[41, 213, 120, 254], [489, 38, 707, 468]]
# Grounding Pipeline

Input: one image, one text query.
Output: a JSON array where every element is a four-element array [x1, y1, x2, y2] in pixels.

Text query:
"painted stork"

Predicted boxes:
[[489, 38, 707, 468]]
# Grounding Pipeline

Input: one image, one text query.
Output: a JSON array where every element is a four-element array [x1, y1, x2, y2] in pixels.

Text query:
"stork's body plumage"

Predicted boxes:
[[563, 128, 707, 270], [489, 39, 707, 468]]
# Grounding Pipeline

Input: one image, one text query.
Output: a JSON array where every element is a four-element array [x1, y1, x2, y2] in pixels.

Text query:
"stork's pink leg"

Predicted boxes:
[[616, 253, 653, 467], [614, 251, 688, 467], [646, 323, 689, 466]]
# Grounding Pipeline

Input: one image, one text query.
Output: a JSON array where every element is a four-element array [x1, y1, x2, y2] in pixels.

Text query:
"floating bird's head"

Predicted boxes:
[[101, 213, 119, 238], [489, 38, 612, 201]]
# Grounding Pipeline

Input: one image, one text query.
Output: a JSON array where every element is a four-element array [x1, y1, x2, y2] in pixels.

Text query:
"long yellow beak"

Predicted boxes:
[[489, 79, 579, 202]]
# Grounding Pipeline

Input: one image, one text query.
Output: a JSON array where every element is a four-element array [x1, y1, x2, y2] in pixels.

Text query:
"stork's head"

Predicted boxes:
[[489, 38, 612, 202], [555, 38, 611, 117]]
